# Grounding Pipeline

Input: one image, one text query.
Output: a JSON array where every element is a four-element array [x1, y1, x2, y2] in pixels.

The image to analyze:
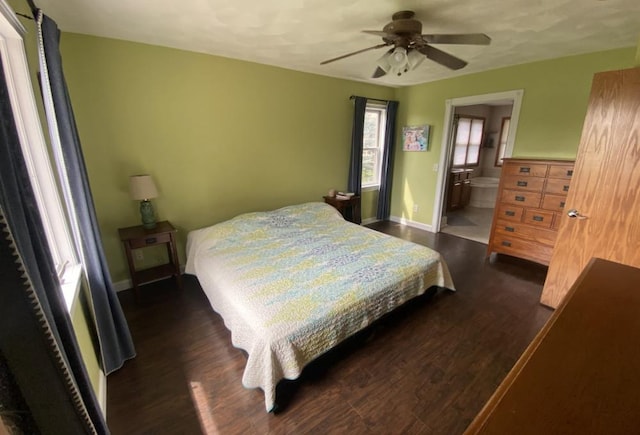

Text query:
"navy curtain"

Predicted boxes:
[[0, 52, 107, 433], [38, 12, 135, 374], [348, 96, 367, 198], [376, 100, 398, 220]]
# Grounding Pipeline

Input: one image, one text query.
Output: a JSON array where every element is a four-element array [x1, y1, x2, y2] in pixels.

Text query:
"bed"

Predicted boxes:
[[185, 202, 455, 411]]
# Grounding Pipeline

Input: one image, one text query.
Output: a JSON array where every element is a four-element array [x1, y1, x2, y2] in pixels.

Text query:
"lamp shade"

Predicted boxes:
[[129, 175, 158, 200]]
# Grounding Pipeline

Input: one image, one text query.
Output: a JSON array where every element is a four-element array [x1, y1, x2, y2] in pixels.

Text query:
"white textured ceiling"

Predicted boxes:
[[34, 0, 640, 87]]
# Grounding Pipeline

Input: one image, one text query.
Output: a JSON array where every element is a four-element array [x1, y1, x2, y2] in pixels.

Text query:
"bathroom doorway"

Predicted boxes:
[[433, 90, 524, 244]]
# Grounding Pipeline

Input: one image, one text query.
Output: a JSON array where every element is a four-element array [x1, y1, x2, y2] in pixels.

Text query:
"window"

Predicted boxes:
[[362, 103, 387, 188], [452, 116, 485, 167], [1, 5, 80, 310], [495, 117, 511, 167]]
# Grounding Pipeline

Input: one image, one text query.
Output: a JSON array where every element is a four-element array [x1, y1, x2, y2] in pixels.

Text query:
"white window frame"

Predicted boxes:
[[494, 117, 511, 167], [1, 2, 80, 311], [361, 102, 387, 190]]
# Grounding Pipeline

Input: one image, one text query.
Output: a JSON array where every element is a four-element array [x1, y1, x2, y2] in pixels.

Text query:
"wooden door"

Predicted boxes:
[[541, 67, 640, 309]]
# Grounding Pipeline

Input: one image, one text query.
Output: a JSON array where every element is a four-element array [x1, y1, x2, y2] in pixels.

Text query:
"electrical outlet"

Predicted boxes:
[[135, 250, 144, 261], [413, 204, 419, 213], [433, 163, 439, 172]]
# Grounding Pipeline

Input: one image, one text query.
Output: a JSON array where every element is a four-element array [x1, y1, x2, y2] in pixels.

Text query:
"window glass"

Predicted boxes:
[[453, 116, 485, 167], [362, 105, 387, 188]]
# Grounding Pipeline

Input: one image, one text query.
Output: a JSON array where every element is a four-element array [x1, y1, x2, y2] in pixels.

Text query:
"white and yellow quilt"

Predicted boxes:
[[185, 202, 454, 411]]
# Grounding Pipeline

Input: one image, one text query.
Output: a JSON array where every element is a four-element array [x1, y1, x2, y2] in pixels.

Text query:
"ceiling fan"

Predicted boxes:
[[320, 11, 491, 78]]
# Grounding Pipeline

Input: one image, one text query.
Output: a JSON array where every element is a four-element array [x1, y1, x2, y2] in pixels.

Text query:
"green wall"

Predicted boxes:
[[59, 33, 394, 282], [57, 31, 635, 280], [71, 294, 101, 397], [391, 47, 636, 225]]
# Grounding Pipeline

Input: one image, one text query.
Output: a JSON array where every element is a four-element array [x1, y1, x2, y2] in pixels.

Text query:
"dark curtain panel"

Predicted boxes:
[[38, 12, 135, 374], [0, 52, 106, 433], [348, 96, 367, 199], [376, 100, 399, 220]]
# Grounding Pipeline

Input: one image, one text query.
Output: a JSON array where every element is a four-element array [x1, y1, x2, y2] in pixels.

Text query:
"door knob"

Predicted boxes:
[[567, 209, 588, 219]]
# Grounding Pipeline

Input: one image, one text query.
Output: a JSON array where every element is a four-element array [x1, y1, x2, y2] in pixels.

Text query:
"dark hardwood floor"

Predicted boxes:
[[107, 221, 552, 434]]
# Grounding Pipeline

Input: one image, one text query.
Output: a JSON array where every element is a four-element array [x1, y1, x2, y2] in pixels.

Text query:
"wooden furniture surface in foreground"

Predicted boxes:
[[465, 258, 640, 435]]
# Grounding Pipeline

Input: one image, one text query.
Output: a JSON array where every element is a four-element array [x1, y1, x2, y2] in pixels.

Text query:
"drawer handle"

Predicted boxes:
[[567, 169, 573, 176], [145, 237, 157, 244], [501, 241, 512, 247], [563, 185, 569, 192], [519, 167, 530, 173], [532, 215, 544, 222], [560, 201, 565, 208], [505, 210, 516, 217], [516, 181, 528, 187], [515, 195, 525, 202], [505, 226, 515, 232]]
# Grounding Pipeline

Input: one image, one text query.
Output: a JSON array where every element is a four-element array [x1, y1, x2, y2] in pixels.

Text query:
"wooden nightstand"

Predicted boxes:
[[323, 195, 361, 224], [118, 220, 182, 300]]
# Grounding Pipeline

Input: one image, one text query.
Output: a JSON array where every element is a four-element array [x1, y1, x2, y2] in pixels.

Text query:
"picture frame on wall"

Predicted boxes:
[[402, 125, 430, 151]]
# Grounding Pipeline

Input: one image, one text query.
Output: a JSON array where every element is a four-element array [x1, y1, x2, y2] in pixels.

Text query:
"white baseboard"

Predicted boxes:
[[113, 265, 186, 292], [98, 368, 107, 417], [361, 217, 380, 225], [389, 215, 435, 233]]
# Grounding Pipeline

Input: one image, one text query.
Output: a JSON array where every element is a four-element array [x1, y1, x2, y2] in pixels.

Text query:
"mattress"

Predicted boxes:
[[185, 202, 454, 411]]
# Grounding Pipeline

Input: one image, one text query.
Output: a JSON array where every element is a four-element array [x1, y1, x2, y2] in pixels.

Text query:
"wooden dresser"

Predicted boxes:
[[465, 258, 640, 434], [487, 158, 574, 265]]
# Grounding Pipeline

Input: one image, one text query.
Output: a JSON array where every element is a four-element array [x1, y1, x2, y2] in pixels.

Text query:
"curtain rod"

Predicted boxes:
[[349, 95, 393, 104]]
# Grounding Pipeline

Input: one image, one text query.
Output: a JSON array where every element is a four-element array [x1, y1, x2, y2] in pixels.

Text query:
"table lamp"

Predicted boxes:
[[129, 175, 159, 229]]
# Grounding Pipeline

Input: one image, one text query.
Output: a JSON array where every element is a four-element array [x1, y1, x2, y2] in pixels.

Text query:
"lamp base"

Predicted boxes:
[[139, 200, 156, 229]]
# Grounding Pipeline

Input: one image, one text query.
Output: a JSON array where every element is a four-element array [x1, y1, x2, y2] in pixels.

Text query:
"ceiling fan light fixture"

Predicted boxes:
[[376, 49, 393, 73], [407, 48, 425, 70], [388, 47, 408, 68], [377, 47, 424, 77]]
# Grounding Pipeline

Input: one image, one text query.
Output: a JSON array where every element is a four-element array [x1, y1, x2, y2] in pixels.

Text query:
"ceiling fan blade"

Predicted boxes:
[[320, 43, 390, 65], [362, 30, 389, 37], [372, 66, 387, 79], [422, 33, 491, 45], [362, 30, 401, 41], [417, 45, 467, 70]]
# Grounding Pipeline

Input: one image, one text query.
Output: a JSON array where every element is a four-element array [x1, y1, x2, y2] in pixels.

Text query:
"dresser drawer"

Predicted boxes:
[[523, 209, 554, 228], [552, 213, 563, 230], [548, 164, 574, 179], [496, 204, 524, 222], [545, 178, 571, 195], [502, 175, 545, 192], [503, 163, 548, 178], [491, 235, 553, 265], [495, 219, 557, 246], [501, 189, 542, 208], [129, 232, 171, 248], [541, 194, 568, 212]]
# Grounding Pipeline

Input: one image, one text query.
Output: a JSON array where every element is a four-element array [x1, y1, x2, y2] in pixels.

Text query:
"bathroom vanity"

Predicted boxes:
[[446, 168, 474, 211]]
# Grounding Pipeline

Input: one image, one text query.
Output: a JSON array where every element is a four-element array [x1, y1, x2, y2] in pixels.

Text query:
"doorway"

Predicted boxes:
[[432, 90, 524, 243]]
